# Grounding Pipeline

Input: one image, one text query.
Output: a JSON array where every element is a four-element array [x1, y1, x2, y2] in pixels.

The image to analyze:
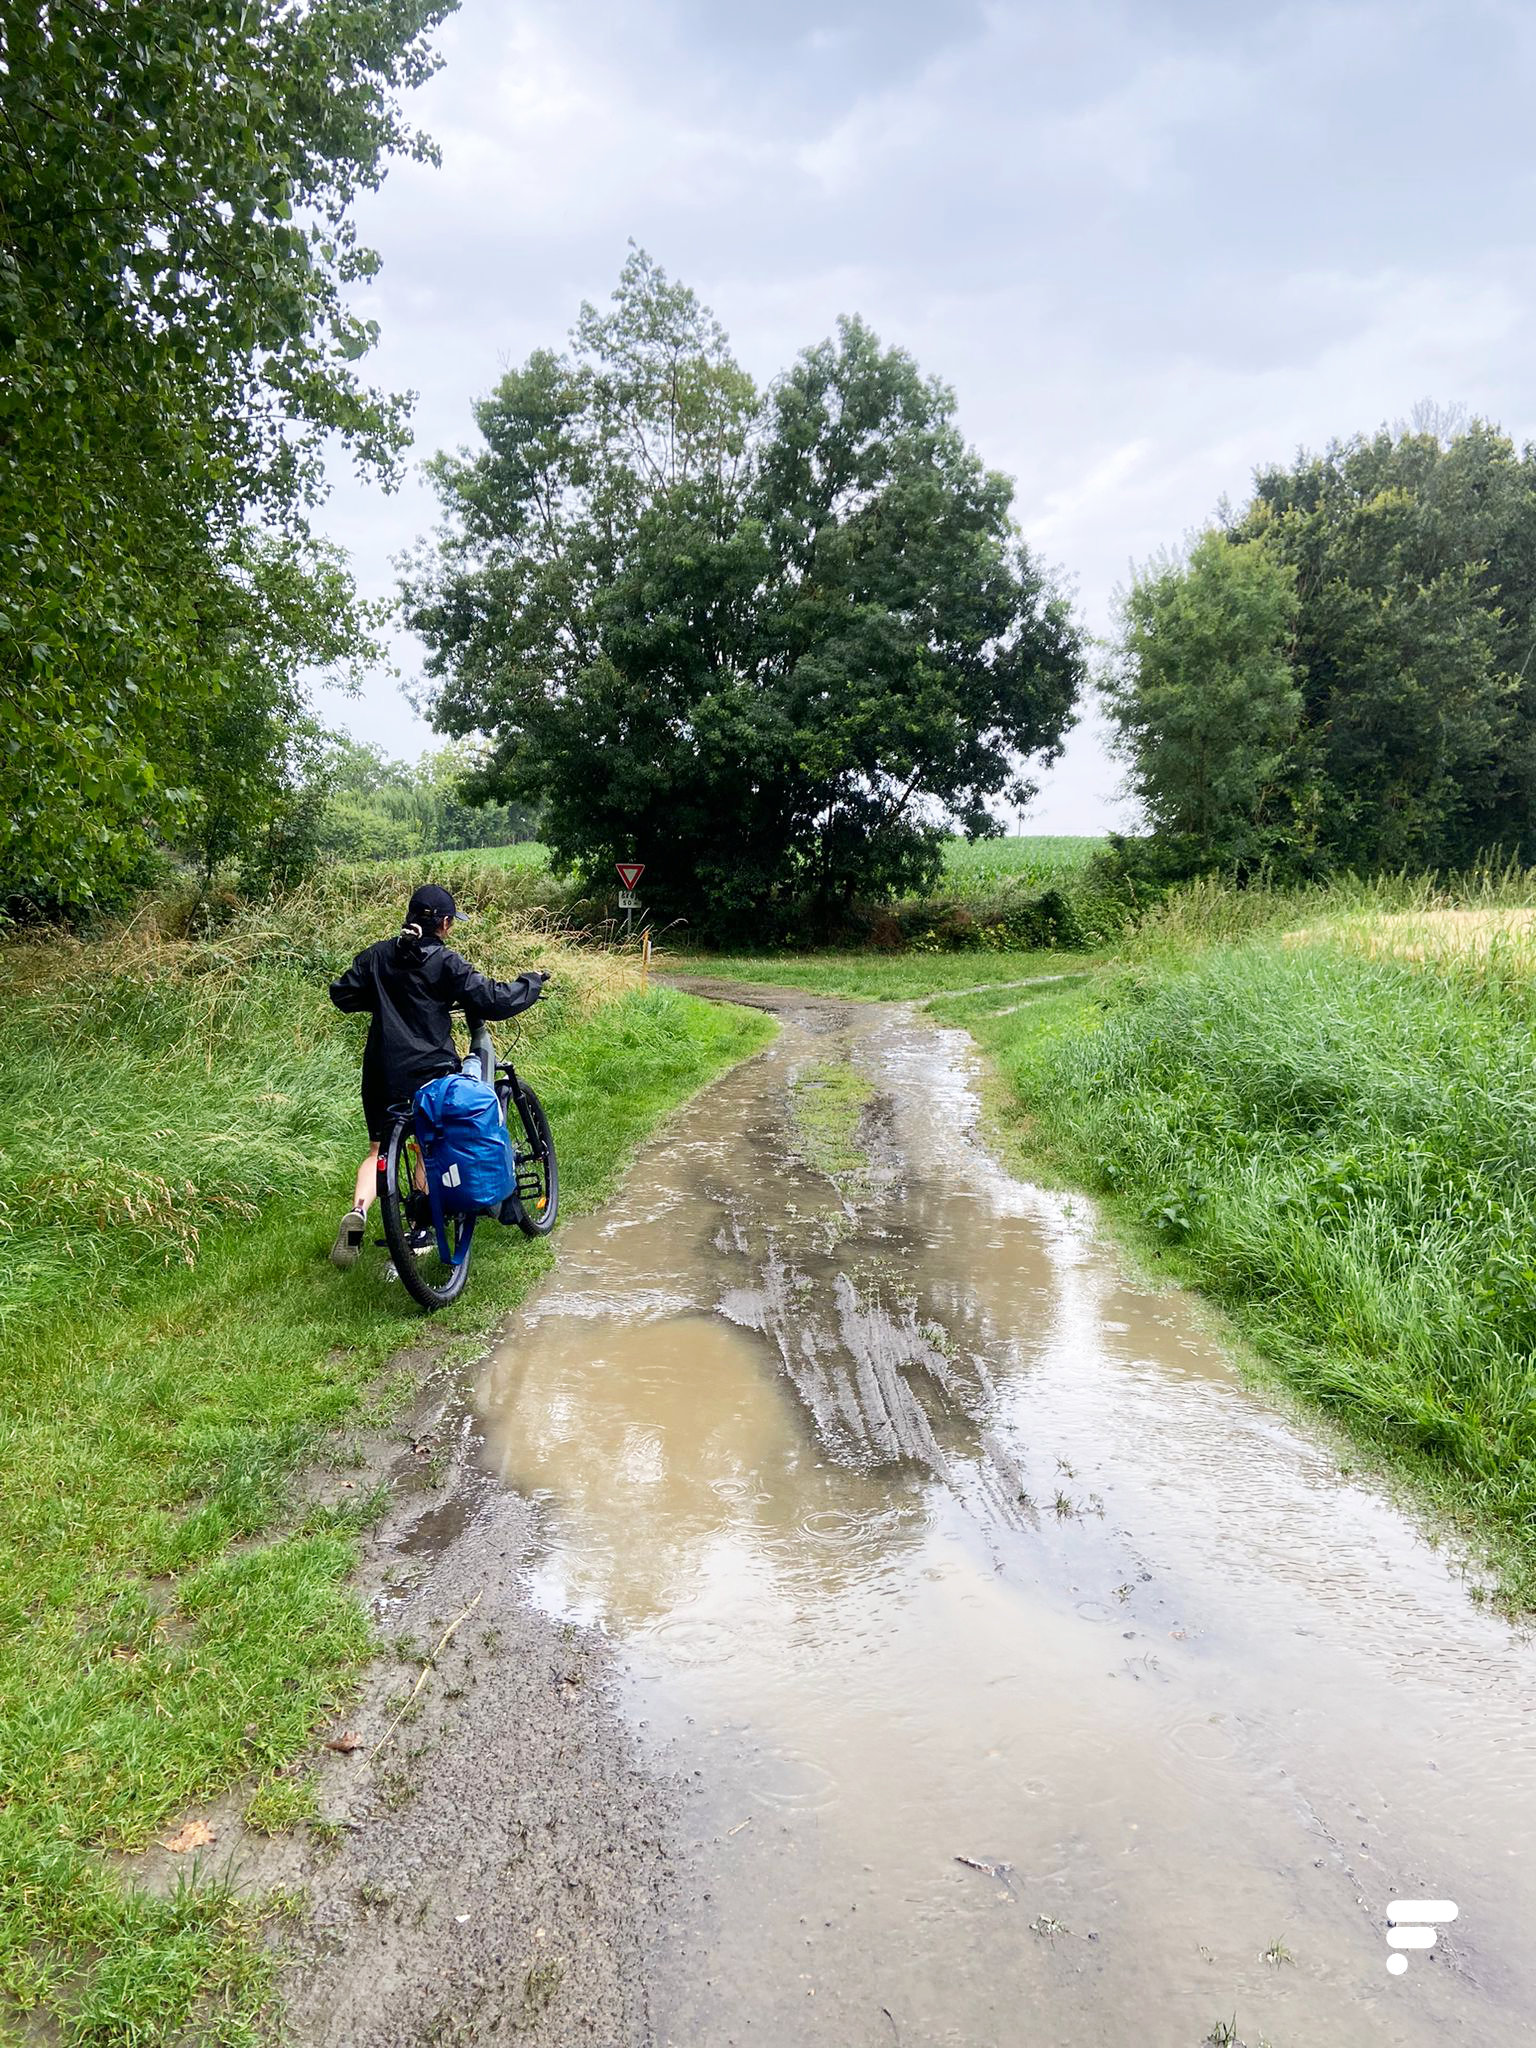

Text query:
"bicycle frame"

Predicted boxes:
[[377, 1009, 556, 1303], [466, 1015, 499, 1087], [467, 1014, 538, 1127]]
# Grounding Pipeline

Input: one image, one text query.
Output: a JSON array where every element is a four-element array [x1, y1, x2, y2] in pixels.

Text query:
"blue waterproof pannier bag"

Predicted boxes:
[[413, 1071, 515, 1230]]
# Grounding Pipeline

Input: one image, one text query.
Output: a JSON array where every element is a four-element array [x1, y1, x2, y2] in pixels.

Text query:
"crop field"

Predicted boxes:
[[447, 840, 553, 869], [938, 834, 1105, 894]]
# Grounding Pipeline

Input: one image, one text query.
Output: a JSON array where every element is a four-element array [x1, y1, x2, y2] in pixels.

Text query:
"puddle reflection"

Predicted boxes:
[[475, 994, 1536, 2048]]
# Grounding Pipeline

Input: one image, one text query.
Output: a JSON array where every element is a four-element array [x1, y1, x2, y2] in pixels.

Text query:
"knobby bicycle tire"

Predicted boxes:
[[379, 1115, 473, 1311], [507, 1081, 559, 1237]]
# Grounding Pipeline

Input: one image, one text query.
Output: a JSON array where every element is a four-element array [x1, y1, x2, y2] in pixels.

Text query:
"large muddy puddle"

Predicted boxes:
[[477, 988, 1536, 2046]]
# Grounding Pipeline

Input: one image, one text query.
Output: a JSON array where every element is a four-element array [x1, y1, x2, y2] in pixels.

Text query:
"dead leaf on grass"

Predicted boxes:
[[162, 1818, 217, 1853]]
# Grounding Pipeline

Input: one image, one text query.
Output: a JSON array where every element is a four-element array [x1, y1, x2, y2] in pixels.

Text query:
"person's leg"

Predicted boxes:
[[332, 1131, 381, 1268], [353, 1143, 380, 1216]]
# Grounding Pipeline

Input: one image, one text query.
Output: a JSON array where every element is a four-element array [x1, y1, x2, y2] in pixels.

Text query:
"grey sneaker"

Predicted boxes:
[[329, 1209, 366, 1268]]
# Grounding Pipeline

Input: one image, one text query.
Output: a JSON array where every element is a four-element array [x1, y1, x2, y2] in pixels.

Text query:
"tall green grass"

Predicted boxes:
[[960, 895, 1536, 1603], [0, 872, 772, 2043], [940, 834, 1104, 894], [0, 859, 636, 1321]]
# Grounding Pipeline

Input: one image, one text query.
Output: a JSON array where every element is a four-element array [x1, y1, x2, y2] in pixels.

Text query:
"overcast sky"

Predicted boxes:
[[317, 0, 1536, 832]]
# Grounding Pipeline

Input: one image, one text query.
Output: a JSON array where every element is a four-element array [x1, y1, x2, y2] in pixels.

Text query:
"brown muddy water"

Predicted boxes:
[[476, 986, 1536, 2048]]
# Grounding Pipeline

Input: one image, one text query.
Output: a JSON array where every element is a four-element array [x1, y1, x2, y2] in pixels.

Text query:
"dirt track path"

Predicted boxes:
[[280, 984, 1536, 2046]]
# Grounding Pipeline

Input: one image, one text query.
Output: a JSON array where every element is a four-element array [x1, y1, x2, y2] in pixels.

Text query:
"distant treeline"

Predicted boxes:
[[313, 738, 537, 862], [1106, 413, 1536, 880]]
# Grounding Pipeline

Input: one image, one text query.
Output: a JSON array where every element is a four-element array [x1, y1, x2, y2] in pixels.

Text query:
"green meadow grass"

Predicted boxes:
[[444, 839, 552, 870], [665, 949, 1098, 1002], [0, 885, 771, 2043], [936, 915, 1536, 1606]]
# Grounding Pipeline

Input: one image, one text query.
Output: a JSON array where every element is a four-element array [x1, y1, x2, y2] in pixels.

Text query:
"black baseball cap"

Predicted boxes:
[[406, 884, 465, 929]]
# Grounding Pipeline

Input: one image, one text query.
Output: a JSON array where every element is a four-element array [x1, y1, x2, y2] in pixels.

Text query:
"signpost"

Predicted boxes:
[[616, 861, 646, 939]]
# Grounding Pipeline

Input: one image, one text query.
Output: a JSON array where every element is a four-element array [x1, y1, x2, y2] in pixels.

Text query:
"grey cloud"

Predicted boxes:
[[319, 0, 1536, 831]]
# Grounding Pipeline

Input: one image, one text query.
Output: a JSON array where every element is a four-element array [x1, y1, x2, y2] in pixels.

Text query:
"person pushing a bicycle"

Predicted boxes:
[[327, 883, 547, 1267]]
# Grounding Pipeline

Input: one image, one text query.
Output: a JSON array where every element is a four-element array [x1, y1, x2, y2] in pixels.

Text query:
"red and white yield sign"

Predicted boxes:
[[615, 862, 645, 891]]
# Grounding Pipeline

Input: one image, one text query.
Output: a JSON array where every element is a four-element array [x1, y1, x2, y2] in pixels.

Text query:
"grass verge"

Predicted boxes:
[[931, 914, 1536, 1608], [665, 949, 1099, 1002], [0, 875, 772, 2045]]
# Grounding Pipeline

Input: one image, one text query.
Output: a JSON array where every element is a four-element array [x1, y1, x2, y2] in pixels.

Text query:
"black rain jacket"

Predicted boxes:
[[329, 935, 545, 1109]]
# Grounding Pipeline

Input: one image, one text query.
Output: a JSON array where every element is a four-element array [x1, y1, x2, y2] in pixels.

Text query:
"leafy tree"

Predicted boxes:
[[404, 254, 1083, 936], [182, 537, 381, 883], [411, 742, 539, 850], [308, 736, 537, 860], [1239, 423, 1534, 868], [1112, 419, 1536, 875], [1107, 532, 1301, 870], [306, 740, 413, 862], [0, 0, 454, 912]]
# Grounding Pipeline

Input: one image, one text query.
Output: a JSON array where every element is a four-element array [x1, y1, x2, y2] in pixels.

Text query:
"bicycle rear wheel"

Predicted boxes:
[[506, 1081, 559, 1237], [379, 1115, 473, 1310]]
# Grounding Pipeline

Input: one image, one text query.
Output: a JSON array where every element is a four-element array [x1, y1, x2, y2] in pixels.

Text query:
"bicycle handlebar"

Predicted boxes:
[[463, 973, 549, 1032]]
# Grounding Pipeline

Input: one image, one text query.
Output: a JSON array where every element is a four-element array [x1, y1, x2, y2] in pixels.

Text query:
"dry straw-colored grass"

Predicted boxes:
[[0, 859, 647, 1019], [1285, 906, 1536, 972]]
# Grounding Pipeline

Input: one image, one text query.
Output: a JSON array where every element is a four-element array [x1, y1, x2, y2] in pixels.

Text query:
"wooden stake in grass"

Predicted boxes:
[[371, 1590, 483, 1761]]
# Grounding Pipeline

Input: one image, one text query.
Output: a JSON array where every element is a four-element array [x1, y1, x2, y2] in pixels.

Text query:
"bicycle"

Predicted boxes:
[[376, 1011, 559, 1312]]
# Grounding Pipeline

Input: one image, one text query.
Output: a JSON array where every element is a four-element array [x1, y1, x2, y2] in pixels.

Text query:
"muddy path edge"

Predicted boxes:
[[116, 996, 781, 2048], [914, 969, 1524, 1613]]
